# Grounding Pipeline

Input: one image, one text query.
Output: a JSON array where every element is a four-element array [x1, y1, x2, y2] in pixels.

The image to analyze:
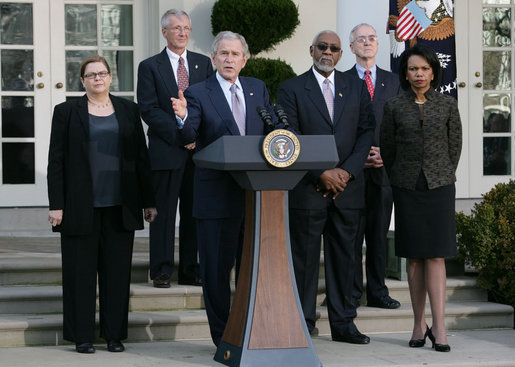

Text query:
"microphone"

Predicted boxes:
[[273, 104, 289, 129], [256, 105, 275, 134]]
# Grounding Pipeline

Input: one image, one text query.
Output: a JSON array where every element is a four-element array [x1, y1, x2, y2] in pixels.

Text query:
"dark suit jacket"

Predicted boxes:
[[277, 69, 376, 210], [47, 95, 155, 235], [380, 88, 462, 190], [178, 75, 272, 219], [137, 48, 214, 170], [342, 65, 401, 185]]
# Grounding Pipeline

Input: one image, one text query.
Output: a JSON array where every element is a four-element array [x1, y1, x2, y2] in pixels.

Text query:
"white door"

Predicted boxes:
[[0, 0, 141, 206], [460, 0, 515, 197]]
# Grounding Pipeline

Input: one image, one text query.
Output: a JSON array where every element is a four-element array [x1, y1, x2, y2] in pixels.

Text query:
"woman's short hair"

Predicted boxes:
[[398, 44, 441, 90], [80, 55, 111, 78]]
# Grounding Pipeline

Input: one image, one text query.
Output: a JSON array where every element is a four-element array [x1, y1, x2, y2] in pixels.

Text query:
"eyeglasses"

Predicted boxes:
[[83, 71, 110, 79], [353, 35, 378, 44], [167, 26, 192, 34], [315, 44, 341, 53]]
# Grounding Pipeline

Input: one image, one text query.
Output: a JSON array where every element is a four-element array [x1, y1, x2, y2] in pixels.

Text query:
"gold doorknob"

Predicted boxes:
[[475, 82, 483, 88], [36, 82, 44, 89], [458, 82, 466, 88], [56, 82, 63, 89]]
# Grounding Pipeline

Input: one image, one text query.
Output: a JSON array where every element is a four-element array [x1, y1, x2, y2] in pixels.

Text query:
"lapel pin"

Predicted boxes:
[[381, 83, 385, 87], [250, 92, 254, 96], [338, 93, 343, 97], [195, 65, 198, 69]]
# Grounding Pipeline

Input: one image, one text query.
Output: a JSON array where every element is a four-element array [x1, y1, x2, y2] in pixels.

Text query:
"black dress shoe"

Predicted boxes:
[[75, 342, 95, 353], [153, 273, 171, 288], [428, 328, 451, 352], [107, 340, 125, 352], [409, 324, 429, 347], [333, 330, 370, 344], [178, 276, 202, 286], [367, 295, 401, 309]]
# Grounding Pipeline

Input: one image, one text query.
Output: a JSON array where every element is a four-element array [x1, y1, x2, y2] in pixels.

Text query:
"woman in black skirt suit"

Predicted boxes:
[[380, 44, 462, 352]]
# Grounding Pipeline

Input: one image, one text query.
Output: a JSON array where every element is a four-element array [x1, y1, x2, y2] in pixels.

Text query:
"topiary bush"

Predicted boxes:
[[456, 180, 514, 309], [240, 58, 296, 103], [211, 0, 299, 56]]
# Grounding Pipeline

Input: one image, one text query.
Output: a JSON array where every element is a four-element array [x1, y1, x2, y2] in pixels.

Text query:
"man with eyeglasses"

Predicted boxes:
[[344, 23, 401, 311], [137, 9, 213, 289], [277, 30, 375, 344]]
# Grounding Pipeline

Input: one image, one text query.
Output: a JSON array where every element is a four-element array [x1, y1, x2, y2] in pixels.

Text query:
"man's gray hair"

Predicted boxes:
[[349, 23, 377, 43], [312, 30, 340, 46], [212, 31, 249, 56], [161, 9, 190, 29]]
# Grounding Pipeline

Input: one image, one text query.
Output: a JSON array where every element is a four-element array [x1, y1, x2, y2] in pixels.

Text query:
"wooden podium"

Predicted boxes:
[[193, 135, 338, 367]]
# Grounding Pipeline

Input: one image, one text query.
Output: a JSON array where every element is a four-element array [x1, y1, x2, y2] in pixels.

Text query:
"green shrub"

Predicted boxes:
[[240, 58, 296, 102], [456, 180, 515, 308], [211, 0, 300, 55]]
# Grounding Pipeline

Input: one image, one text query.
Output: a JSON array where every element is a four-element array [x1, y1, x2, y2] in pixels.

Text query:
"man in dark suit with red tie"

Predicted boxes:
[[276, 30, 375, 344], [137, 9, 213, 288], [343, 23, 401, 310]]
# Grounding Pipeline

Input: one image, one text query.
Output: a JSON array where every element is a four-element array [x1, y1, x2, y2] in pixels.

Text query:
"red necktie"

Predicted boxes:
[[365, 70, 374, 101], [177, 57, 189, 92]]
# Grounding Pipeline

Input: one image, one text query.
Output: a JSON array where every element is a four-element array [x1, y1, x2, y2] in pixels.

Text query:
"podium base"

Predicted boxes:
[[214, 340, 322, 367]]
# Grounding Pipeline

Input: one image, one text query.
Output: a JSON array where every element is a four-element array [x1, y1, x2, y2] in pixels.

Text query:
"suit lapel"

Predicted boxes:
[[373, 67, 388, 103], [156, 48, 179, 96], [78, 95, 90, 137], [111, 95, 128, 145], [206, 76, 240, 135], [305, 71, 333, 127], [333, 71, 347, 126], [240, 77, 260, 135], [188, 52, 209, 85]]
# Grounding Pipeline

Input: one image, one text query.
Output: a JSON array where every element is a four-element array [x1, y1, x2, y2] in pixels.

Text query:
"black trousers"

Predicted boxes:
[[353, 174, 393, 301], [289, 206, 360, 337], [149, 156, 199, 281], [196, 217, 243, 346], [61, 206, 134, 343]]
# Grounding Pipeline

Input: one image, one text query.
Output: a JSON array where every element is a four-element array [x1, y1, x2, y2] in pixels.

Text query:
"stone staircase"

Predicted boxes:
[[0, 236, 512, 347]]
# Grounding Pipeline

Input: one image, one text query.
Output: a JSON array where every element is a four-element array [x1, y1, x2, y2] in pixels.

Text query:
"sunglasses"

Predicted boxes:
[[315, 44, 341, 53]]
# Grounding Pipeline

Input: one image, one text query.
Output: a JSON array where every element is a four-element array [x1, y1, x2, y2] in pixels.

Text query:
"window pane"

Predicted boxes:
[[102, 50, 133, 92], [483, 51, 511, 90], [483, 137, 511, 175], [483, 93, 511, 132], [0, 3, 33, 45], [65, 4, 97, 46], [2, 142, 34, 183], [1, 50, 33, 91], [2, 96, 34, 137], [66, 50, 96, 91], [101, 5, 133, 46], [483, 7, 511, 46], [483, 0, 511, 4]]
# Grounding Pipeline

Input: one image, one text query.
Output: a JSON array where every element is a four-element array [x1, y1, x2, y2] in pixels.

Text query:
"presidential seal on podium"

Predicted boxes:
[[262, 129, 300, 168]]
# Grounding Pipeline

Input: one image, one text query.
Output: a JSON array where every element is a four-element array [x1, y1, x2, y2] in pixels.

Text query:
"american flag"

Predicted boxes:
[[396, 1, 432, 40]]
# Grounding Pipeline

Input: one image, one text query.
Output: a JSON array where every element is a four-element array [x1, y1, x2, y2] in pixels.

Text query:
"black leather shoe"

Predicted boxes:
[[409, 324, 429, 347], [153, 273, 171, 288], [107, 340, 125, 352], [428, 328, 451, 352], [76, 342, 95, 353], [353, 297, 361, 308], [178, 276, 202, 286], [332, 330, 370, 344], [367, 295, 401, 309]]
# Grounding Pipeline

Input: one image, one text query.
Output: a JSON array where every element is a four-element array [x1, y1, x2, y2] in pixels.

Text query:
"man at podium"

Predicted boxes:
[[277, 30, 375, 344], [171, 31, 274, 347]]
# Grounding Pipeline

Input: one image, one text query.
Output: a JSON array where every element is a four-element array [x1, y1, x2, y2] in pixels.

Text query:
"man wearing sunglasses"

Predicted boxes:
[[277, 30, 375, 344], [344, 23, 401, 311]]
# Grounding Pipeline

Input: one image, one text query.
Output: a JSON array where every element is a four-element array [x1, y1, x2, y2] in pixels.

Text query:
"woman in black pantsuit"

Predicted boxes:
[[381, 45, 462, 352], [47, 55, 157, 354]]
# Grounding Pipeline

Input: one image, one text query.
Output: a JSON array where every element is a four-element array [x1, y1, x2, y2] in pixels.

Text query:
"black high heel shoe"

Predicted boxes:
[[428, 327, 451, 352], [408, 324, 429, 347]]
